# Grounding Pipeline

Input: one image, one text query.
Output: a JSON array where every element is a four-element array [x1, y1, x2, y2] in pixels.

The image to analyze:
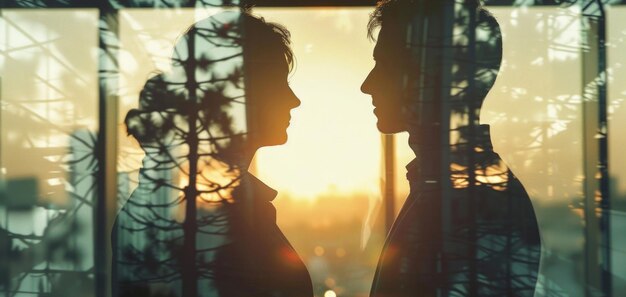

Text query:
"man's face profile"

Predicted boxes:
[[361, 23, 408, 134]]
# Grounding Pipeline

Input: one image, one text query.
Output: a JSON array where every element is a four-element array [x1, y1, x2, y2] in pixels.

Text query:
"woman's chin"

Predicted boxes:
[[256, 133, 289, 148], [270, 134, 289, 146]]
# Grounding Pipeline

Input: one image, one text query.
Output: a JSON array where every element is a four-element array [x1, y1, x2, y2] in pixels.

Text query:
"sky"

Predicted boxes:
[[252, 8, 386, 199]]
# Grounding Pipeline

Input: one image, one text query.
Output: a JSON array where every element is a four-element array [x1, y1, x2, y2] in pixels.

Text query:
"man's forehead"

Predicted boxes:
[[373, 24, 407, 59]]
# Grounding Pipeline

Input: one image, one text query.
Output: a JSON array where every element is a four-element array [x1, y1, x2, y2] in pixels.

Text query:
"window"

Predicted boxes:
[[1, 1, 623, 296]]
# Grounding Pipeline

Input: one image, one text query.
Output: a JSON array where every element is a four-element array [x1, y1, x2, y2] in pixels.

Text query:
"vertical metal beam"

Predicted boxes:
[[406, 2, 455, 296], [464, 2, 479, 295], [581, 0, 611, 296], [595, 3, 612, 295], [0, 73, 7, 297], [96, 7, 119, 297], [439, 3, 456, 296], [382, 134, 395, 233]]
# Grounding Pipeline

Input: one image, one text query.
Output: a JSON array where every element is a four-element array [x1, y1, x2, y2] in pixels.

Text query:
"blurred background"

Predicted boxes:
[[1, 1, 626, 296]]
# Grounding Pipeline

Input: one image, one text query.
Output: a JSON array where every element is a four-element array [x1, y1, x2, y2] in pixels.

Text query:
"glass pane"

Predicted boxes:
[[0, 9, 99, 297], [486, 7, 585, 295], [254, 8, 382, 297], [608, 6, 626, 294], [0, 3, 624, 297], [387, 5, 590, 297], [115, 8, 384, 297]]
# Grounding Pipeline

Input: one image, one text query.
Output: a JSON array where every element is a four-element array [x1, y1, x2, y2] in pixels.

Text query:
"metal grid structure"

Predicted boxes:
[[0, 1, 620, 296]]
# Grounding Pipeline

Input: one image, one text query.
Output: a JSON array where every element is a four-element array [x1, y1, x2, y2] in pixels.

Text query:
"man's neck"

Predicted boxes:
[[405, 124, 494, 183]]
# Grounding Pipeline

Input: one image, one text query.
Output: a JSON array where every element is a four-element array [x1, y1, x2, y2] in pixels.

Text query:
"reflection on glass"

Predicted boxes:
[[112, 10, 312, 297], [608, 5, 626, 295], [0, 9, 99, 297], [487, 6, 587, 296], [361, 1, 541, 296], [0, 3, 624, 297]]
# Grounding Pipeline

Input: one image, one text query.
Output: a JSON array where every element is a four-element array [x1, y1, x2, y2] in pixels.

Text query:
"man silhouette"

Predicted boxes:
[[361, 1, 541, 296]]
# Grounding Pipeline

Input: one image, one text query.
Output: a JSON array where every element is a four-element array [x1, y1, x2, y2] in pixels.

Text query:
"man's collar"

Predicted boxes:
[[405, 124, 495, 181]]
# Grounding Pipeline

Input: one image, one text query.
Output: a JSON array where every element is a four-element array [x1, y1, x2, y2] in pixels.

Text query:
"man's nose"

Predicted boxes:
[[361, 70, 374, 95]]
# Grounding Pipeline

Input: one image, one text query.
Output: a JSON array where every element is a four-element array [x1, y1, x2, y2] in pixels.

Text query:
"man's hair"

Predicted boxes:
[[367, 0, 483, 40], [367, 0, 502, 102]]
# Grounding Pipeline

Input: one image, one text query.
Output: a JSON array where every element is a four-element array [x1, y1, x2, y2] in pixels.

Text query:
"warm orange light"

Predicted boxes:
[[177, 159, 241, 206], [252, 9, 381, 200], [450, 161, 509, 190]]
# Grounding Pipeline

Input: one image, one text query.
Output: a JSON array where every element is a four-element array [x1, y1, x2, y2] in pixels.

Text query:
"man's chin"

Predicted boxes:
[[376, 121, 406, 134]]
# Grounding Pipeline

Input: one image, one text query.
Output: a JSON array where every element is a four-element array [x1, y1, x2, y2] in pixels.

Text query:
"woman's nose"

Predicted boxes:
[[288, 87, 301, 108]]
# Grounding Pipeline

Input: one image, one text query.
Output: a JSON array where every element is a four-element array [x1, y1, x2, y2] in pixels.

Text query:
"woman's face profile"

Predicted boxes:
[[246, 49, 300, 148], [125, 12, 300, 161]]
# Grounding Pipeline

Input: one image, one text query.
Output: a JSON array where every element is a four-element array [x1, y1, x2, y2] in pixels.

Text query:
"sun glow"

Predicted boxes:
[[116, 8, 387, 201], [252, 9, 382, 199], [177, 159, 241, 205]]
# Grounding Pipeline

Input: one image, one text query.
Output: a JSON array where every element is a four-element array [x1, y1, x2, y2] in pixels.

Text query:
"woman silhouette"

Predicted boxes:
[[112, 10, 312, 297]]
